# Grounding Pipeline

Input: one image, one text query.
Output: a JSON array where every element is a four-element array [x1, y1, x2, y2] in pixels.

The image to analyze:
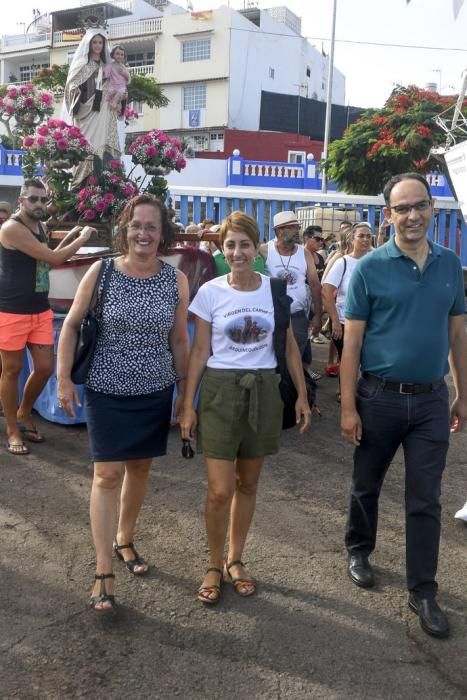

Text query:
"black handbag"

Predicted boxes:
[[71, 259, 113, 385], [270, 277, 316, 429]]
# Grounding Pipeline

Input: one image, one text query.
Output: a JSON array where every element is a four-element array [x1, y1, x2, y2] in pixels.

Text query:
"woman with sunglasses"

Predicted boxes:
[[181, 211, 311, 605], [57, 194, 189, 612], [322, 222, 373, 401], [303, 226, 326, 281]]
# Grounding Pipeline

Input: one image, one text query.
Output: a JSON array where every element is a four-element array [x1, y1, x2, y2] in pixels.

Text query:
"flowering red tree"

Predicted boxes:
[[324, 85, 467, 195]]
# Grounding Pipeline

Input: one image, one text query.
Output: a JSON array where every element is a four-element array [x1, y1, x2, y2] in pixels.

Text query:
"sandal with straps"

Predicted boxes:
[[89, 573, 116, 613], [197, 567, 223, 605], [224, 560, 257, 597], [113, 540, 149, 576]]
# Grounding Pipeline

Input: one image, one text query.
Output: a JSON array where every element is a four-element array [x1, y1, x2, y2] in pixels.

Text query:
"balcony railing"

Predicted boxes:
[[128, 64, 155, 76], [53, 17, 162, 45], [79, 0, 133, 11]]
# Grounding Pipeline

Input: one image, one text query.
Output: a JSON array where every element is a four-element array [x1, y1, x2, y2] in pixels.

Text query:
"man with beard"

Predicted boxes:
[[0, 179, 93, 455], [259, 211, 322, 361]]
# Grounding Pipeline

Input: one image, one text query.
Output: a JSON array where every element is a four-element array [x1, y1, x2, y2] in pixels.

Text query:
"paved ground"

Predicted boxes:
[[1, 341, 467, 699]]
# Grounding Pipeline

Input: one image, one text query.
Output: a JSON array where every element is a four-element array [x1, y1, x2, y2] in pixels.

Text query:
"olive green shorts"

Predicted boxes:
[[197, 367, 283, 461]]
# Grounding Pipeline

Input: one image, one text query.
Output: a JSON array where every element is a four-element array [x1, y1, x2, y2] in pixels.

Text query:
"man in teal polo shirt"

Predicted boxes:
[[340, 172, 466, 639]]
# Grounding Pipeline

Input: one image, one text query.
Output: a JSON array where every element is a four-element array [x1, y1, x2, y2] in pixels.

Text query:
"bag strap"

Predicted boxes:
[[90, 258, 113, 311], [336, 256, 347, 291], [270, 277, 290, 375]]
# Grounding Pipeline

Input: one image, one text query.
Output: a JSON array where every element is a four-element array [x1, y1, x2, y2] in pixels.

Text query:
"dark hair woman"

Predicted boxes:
[[181, 211, 311, 605], [57, 194, 189, 612]]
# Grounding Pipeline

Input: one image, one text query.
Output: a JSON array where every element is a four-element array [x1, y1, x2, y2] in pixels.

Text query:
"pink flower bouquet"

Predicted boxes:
[[22, 118, 92, 166], [128, 129, 186, 172]]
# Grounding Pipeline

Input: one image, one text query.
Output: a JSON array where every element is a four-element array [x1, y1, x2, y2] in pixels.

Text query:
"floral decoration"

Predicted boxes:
[[22, 117, 92, 167], [124, 106, 139, 125], [0, 83, 55, 149], [128, 129, 186, 172], [75, 160, 138, 222]]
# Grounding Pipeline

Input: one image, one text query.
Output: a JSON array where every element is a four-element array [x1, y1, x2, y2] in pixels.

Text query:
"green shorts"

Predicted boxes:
[[197, 367, 283, 461]]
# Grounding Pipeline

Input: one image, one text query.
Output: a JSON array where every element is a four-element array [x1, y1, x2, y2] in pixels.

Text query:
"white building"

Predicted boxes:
[[0, 1, 346, 154]]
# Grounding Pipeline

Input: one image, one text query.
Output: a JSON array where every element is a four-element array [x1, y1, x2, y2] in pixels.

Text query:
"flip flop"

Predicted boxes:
[[18, 423, 45, 443], [5, 441, 29, 456]]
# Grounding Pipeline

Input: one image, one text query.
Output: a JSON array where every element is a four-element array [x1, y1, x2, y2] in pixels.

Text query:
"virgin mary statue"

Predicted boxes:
[[64, 27, 121, 187]]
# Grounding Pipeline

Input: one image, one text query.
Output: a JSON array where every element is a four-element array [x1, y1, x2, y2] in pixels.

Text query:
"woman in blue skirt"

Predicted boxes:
[[57, 194, 189, 612]]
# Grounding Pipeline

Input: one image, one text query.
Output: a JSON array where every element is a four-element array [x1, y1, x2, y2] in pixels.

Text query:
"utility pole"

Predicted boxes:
[[321, 0, 337, 193]]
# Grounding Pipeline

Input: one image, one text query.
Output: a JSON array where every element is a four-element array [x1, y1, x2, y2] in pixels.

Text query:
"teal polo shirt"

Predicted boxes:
[[345, 237, 465, 383]]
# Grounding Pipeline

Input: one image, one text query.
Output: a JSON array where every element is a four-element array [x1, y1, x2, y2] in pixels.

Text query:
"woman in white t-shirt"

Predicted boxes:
[[181, 211, 311, 605], [322, 222, 373, 399]]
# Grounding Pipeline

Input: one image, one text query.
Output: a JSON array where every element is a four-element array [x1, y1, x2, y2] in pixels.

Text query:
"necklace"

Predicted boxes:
[[276, 242, 294, 273]]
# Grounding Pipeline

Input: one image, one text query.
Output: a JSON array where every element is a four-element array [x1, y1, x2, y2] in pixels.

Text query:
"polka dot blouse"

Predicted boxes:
[[86, 259, 179, 396]]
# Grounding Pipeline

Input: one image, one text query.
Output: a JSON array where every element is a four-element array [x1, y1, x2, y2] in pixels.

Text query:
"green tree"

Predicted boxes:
[[324, 85, 467, 195], [33, 64, 168, 110]]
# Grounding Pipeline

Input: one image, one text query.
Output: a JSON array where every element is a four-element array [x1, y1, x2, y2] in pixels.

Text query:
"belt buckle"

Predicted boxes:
[[399, 383, 412, 394]]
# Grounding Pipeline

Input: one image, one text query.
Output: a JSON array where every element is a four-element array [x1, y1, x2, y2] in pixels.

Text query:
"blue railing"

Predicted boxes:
[[169, 185, 467, 266], [0, 145, 25, 175], [226, 155, 454, 198]]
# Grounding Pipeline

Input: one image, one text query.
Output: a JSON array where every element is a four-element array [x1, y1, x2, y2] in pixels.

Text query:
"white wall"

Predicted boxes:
[[156, 6, 230, 131], [228, 8, 346, 131], [122, 154, 226, 188]]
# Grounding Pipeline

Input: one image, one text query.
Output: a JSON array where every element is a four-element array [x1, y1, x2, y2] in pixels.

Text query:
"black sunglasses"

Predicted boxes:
[[181, 439, 194, 459], [312, 236, 324, 242], [24, 195, 48, 204]]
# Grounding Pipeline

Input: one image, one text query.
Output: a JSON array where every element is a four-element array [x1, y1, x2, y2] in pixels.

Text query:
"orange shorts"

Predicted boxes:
[[0, 309, 54, 351]]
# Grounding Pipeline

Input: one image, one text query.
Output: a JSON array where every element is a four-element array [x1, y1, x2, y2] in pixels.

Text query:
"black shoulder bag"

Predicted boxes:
[[270, 277, 316, 429], [71, 259, 113, 385]]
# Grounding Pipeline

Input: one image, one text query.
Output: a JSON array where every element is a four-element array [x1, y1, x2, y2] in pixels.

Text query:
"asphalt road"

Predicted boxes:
[[1, 341, 466, 699]]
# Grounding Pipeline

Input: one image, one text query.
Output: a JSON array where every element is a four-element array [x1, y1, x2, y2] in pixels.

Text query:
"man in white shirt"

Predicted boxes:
[[259, 211, 322, 359]]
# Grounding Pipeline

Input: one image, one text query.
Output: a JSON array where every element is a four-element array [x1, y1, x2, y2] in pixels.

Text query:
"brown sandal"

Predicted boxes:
[[224, 560, 257, 597], [197, 567, 223, 605]]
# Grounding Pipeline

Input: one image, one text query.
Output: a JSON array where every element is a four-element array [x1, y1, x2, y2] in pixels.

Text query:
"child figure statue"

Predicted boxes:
[[104, 45, 131, 119]]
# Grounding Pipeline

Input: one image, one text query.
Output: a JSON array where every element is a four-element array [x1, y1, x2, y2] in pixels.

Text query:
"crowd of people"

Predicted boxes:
[[0, 172, 465, 641]]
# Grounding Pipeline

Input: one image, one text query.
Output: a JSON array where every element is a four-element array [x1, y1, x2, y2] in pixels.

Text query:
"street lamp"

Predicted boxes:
[[295, 82, 308, 140]]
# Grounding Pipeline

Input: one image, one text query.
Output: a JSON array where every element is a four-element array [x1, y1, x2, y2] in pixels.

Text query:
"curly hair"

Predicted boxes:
[[219, 211, 259, 247], [115, 194, 174, 255]]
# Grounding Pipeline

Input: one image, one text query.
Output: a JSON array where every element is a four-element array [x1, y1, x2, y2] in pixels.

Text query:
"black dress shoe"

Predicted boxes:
[[408, 594, 449, 638], [347, 553, 374, 588]]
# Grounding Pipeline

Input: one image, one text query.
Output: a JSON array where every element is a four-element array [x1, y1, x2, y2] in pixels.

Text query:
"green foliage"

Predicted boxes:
[[127, 74, 168, 109], [324, 85, 466, 195], [33, 64, 169, 110], [32, 64, 69, 92], [0, 134, 13, 149]]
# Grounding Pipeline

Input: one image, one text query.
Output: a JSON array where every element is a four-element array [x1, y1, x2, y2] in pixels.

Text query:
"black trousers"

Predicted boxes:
[[345, 376, 450, 597]]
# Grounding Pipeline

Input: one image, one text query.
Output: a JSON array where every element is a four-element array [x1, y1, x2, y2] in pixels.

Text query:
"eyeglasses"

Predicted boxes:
[[354, 233, 372, 239], [24, 195, 48, 204], [390, 199, 432, 215], [128, 223, 160, 233], [311, 236, 324, 242]]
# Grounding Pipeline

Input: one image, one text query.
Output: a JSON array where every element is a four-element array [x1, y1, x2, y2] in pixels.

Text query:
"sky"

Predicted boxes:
[[2, 0, 467, 108]]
